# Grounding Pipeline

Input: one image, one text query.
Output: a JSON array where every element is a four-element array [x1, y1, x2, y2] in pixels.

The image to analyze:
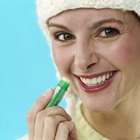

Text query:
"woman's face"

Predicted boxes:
[[48, 9, 140, 112]]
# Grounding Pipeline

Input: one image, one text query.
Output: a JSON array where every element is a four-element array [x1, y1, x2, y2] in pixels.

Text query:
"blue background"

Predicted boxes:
[[0, 0, 66, 139]]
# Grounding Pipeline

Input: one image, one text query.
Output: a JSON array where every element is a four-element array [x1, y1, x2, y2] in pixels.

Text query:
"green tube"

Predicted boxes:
[[46, 77, 70, 108]]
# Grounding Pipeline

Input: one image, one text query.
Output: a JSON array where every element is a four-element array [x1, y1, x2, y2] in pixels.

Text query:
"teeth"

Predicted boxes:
[[92, 77, 97, 85], [97, 76, 102, 84], [106, 73, 110, 79], [80, 72, 113, 86], [109, 73, 113, 77], [102, 75, 106, 82]]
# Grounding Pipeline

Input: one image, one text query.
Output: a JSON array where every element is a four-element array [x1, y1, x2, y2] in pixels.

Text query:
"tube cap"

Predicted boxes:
[[58, 77, 70, 90]]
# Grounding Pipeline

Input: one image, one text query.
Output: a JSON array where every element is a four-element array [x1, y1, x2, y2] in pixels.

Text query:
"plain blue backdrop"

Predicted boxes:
[[0, 0, 66, 139]]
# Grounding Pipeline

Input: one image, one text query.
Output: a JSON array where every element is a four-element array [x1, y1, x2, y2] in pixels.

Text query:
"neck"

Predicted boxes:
[[82, 87, 140, 139]]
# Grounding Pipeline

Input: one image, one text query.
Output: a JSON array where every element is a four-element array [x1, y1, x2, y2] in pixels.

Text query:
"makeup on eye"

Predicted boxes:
[[54, 31, 75, 42], [53, 27, 121, 42], [96, 27, 121, 38]]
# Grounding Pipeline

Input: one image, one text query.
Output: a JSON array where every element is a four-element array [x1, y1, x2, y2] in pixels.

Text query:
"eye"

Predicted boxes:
[[97, 27, 120, 38], [55, 32, 74, 41]]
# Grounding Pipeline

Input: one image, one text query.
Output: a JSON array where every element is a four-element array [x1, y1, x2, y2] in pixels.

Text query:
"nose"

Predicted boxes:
[[74, 40, 100, 71]]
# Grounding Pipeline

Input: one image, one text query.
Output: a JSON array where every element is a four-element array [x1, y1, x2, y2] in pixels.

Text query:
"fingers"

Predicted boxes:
[[26, 89, 53, 140], [34, 110, 45, 140], [55, 121, 77, 140], [42, 115, 68, 140], [26, 88, 74, 140], [34, 107, 72, 140], [45, 106, 72, 120], [34, 107, 71, 140]]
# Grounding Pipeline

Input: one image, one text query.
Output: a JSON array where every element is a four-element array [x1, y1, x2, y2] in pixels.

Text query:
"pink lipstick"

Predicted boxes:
[[76, 71, 117, 93]]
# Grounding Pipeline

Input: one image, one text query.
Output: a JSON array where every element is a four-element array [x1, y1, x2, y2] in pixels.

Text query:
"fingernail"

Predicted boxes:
[[42, 88, 53, 97]]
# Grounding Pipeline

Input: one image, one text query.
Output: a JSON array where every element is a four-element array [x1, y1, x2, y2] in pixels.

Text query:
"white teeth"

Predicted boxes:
[[92, 77, 97, 85], [80, 72, 113, 86], [106, 73, 110, 79], [97, 76, 102, 84], [102, 75, 106, 82], [109, 73, 113, 77]]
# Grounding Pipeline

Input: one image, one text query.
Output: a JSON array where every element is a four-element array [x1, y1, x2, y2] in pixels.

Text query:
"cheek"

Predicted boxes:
[[109, 40, 140, 68], [52, 48, 66, 68], [52, 47, 73, 73]]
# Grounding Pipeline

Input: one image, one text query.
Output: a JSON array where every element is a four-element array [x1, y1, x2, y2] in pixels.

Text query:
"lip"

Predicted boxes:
[[75, 70, 118, 93]]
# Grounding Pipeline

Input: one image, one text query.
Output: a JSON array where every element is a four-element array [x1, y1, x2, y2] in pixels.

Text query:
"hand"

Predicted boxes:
[[26, 89, 77, 140]]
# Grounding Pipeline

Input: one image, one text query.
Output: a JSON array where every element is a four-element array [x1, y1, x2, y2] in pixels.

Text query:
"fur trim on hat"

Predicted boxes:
[[37, 0, 140, 23]]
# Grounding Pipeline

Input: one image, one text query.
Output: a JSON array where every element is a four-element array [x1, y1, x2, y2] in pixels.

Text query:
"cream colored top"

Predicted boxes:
[[74, 103, 109, 140]]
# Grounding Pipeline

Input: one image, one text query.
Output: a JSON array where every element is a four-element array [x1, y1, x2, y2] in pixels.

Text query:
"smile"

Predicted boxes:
[[76, 71, 117, 93], [80, 72, 113, 86]]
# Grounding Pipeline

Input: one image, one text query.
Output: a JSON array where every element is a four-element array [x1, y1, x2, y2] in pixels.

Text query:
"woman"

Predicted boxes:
[[21, 0, 140, 139]]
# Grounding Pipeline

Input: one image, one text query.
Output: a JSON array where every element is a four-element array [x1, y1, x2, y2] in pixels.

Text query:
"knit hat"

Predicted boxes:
[[36, 0, 140, 117], [37, 0, 140, 34]]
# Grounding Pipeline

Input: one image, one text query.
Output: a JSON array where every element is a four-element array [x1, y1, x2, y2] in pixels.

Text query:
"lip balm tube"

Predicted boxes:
[[46, 77, 70, 108]]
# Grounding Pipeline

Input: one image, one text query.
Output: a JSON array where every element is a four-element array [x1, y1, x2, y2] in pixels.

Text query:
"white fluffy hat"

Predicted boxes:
[[37, 0, 140, 26]]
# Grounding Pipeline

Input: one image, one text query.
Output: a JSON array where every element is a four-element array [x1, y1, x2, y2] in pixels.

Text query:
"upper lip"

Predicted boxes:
[[75, 70, 117, 79]]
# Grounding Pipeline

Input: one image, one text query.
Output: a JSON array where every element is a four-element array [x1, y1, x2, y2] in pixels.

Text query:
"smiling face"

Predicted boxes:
[[48, 8, 140, 112]]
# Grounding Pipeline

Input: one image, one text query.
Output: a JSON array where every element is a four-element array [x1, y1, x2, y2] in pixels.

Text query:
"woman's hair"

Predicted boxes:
[[36, 0, 140, 117], [132, 11, 140, 21]]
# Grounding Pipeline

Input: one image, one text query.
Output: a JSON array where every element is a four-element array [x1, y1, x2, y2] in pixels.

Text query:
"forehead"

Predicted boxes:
[[48, 8, 140, 33], [49, 8, 126, 23]]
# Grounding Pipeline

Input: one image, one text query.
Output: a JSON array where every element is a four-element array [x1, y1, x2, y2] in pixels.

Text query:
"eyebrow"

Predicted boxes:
[[48, 23, 71, 32], [48, 18, 124, 31], [92, 18, 124, 29]]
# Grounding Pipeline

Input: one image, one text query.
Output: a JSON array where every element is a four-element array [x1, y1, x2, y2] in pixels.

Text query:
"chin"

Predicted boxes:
[[83, 99, 119, 113]]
